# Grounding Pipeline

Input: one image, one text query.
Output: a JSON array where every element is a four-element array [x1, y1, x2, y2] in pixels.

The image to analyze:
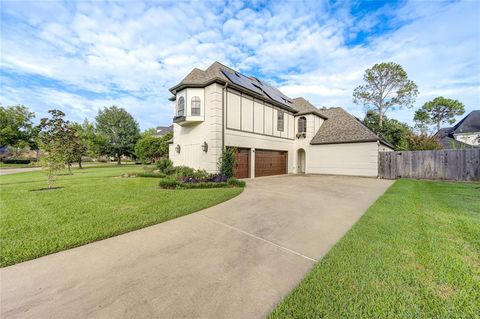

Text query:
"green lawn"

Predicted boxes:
[[0, 165, 242, 267], [270, 179, 480, 318]]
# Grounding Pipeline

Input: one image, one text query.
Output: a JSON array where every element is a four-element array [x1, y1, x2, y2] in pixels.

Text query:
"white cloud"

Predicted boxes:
[[0, 0, 478, 130]]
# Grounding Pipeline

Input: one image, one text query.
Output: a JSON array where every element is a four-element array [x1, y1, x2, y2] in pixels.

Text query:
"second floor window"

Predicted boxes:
[[191, 96, 201, 116], [298, 116, 306, 133], [177, 96, 185, 116], [277, 110, 284, 132]]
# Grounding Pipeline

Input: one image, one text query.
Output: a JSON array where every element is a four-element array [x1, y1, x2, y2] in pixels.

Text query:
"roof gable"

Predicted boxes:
[[291, 98, 328, 119], [310, 107, 391, 147]]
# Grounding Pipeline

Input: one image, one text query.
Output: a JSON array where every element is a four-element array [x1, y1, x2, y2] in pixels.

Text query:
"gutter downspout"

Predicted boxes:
[[222, 82, 228, 150]]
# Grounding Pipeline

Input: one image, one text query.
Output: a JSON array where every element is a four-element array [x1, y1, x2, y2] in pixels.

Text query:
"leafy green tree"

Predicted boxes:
[[71, 119, 101, 164], [65, 123, 88, 171], [37, 110, 69, 188], [363, 110, 412, 150], [134, 131, 172, 163], [353, 62, 419, 127], [95, 106, 140, 164], [140, 127, 157, 137], [0, 104, 36, 156], [414, 96, 465, 132], [412, 109, 430, 134]]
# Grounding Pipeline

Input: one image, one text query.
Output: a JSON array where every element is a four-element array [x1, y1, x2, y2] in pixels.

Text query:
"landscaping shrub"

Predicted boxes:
[[158, 177, 245, 190], [227, 177, 246, 187], [218, 147, 236, 177], [157, 158, 174, 174], [137, 172, 167, 178], [157, 163, 246, 189], [158, 177, 180, 189], [174, 165, 196, 178], [192, 169, 210, 180], [2, 159, 31, 164], [211, 174, 229, 183], [182, 182, 229, 189]]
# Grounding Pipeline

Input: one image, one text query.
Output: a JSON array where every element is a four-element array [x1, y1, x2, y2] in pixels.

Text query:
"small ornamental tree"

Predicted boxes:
[[37, 110, 69, 188], [353, 62, 419, 127], [414, 96, 465, 132], [219, 147, 236, 178]]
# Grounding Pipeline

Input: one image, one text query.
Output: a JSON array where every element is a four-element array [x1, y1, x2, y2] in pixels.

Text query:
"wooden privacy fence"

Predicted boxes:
[[378, 149, 480, 181]]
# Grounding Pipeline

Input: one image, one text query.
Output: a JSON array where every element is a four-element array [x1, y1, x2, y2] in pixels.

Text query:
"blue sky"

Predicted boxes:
[[1, 0, 479, 130]]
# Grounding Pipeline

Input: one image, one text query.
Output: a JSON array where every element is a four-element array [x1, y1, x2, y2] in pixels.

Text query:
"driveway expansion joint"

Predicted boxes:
[[200, 214, 318, 263]]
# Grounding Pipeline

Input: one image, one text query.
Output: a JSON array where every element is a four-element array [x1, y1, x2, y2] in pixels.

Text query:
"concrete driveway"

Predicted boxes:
[[1, 175, 393, 319]]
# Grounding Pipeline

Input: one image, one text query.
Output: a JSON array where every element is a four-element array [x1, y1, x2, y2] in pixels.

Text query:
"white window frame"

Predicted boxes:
[[298, 116, 306, 133], [191, 96, 201, 116], [277, 110, 284, 132], [177, 96, 185, 116]]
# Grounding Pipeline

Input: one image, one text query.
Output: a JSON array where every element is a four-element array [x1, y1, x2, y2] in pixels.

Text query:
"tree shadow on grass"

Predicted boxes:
[[30, 187, 64, 192]]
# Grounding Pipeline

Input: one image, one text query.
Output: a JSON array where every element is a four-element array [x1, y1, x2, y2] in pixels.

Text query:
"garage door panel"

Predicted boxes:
[[234, 148, 250, 179], [255, 150, 287, 177]]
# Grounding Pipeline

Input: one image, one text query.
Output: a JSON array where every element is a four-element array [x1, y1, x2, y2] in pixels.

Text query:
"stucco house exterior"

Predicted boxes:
[[168, 62, 393, 178], [434, 110, 480, 149]]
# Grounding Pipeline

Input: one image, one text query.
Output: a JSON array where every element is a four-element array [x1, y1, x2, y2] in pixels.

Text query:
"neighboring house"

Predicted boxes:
[[434, 110, 480, 149], [168, 62, 393, 178], [154, 125, 173, 137]]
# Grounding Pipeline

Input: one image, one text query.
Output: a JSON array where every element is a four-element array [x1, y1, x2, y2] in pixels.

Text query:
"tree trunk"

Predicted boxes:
[[117, 156, 121, 165], [379, 111, 384, 127], [78, 160, 83, 169], [67, 163, 72, 175], [437, 122, 441, 132]]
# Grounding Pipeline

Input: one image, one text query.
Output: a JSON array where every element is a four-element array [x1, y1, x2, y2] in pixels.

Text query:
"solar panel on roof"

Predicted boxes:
[[221, 69, 292, 108], [222, 70, 263, 95], [261, 84, 292, 105]]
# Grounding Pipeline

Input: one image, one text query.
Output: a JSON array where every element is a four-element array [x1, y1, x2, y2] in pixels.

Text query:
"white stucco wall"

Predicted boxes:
[[454, 132, 480, 146], [169, 84, 223, 172], [298, 142, 380, 177], [225, 89, 294, 139]]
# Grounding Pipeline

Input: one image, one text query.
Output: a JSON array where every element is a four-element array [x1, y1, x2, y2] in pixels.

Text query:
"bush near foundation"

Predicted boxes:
[[158, 175, 245, 189]]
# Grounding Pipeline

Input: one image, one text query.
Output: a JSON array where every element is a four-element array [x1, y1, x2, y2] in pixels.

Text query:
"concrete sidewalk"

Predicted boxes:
[[0, 167, 41, 175], [1, 175, 393, 319]]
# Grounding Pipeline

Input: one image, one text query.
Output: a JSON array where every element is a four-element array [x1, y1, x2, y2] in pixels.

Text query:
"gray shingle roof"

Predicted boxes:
[[291, 98, 328, 119], [451, 110, 480, 134], [310, 107, 392, 147], [154, 125, 173, 137], [170, 62, 236, 91]]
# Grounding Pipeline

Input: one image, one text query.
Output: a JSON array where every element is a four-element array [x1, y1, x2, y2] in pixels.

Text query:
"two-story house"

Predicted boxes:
[[168, 62, 393, 178], [435, 110, 480, 149]]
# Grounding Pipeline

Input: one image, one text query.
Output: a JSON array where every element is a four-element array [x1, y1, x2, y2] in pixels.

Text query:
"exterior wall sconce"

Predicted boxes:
[[201, 141, 208, 153], [175, 144, 181, 154]]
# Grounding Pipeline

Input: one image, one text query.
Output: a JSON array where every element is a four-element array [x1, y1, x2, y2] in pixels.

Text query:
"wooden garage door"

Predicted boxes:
[[255, 150, 287, 177], [234, 148, 250, 179]]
